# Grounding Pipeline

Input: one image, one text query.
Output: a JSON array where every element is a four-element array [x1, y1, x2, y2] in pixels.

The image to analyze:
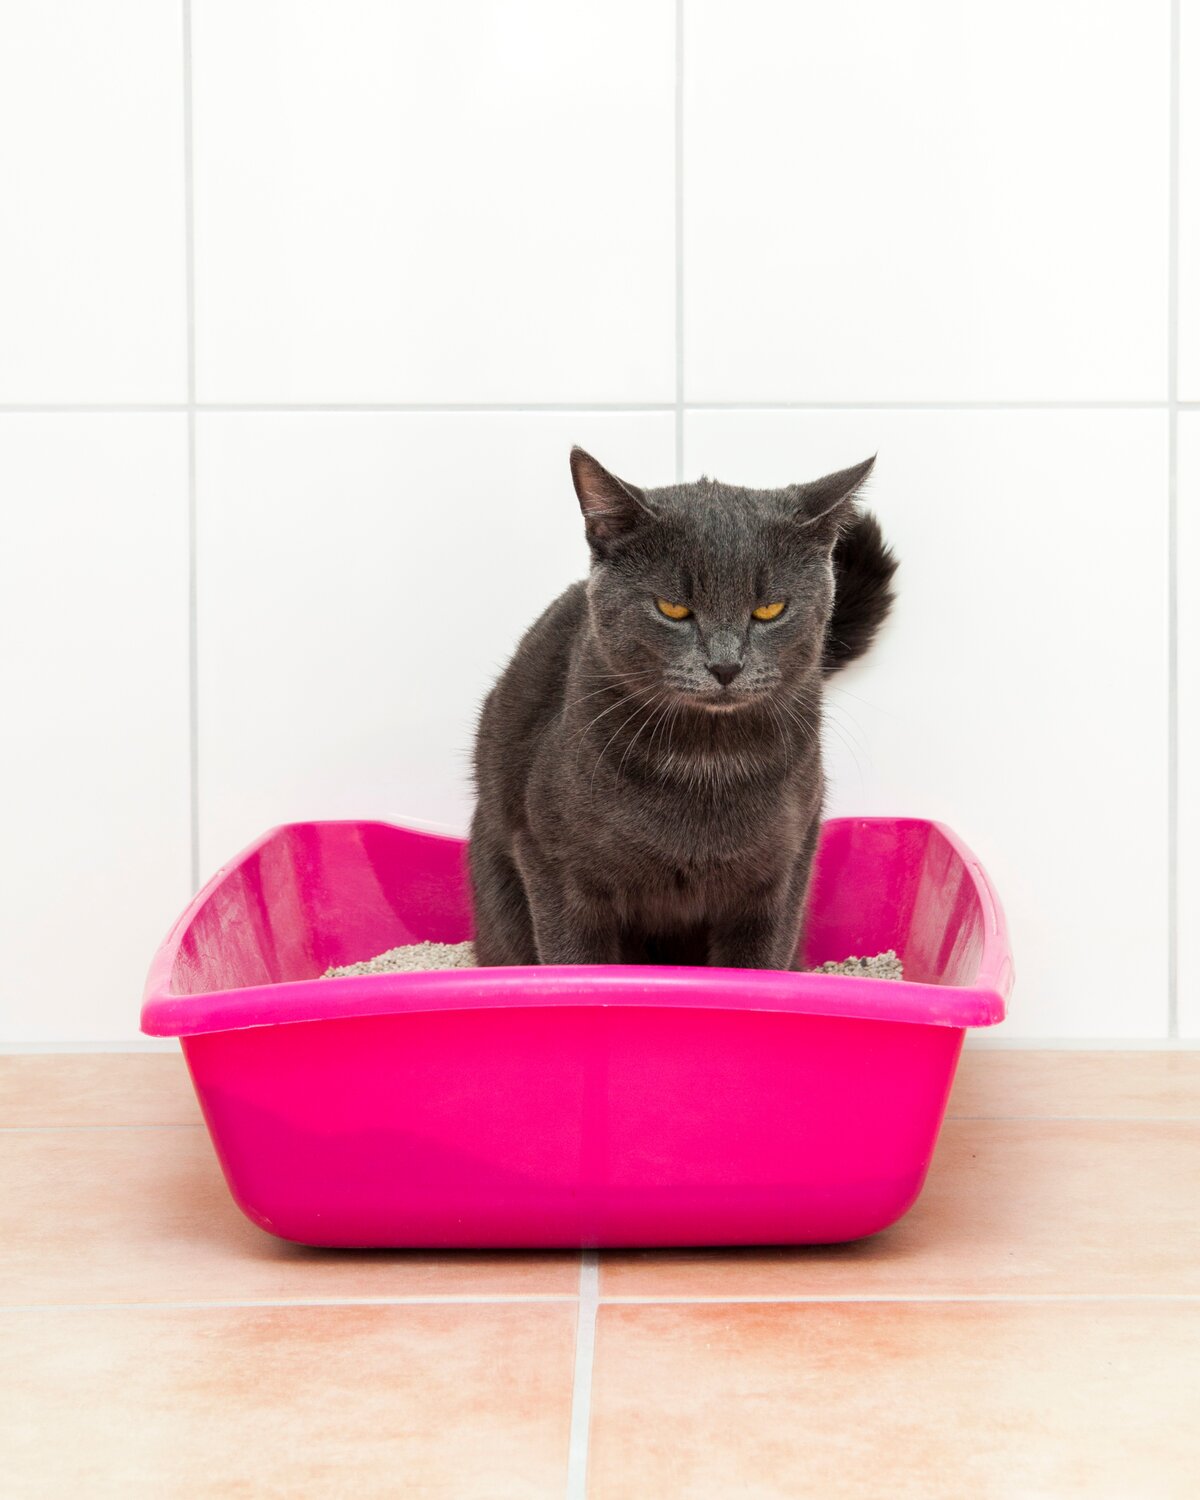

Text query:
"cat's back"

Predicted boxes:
[[473, 579, 587, 811]]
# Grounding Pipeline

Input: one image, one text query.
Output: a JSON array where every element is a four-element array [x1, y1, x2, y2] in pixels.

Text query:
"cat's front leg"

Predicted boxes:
[[514, 837, 621, 965], [708, 901, 802, 972]]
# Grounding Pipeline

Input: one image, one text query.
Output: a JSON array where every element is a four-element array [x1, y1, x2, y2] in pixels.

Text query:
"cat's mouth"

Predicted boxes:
[[673, 685, 756, 713], [663, 677, 761, 712]]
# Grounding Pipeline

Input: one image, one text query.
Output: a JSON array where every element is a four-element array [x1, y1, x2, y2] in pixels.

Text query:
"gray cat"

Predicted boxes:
[[468, 447, 896, 970]]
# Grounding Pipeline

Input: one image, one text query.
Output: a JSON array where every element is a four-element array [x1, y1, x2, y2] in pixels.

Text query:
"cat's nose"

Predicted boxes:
[[707, 662, 743, 686]]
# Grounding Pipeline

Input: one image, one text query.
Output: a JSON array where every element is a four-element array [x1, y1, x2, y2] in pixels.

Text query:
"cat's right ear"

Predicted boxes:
[[570, 447, 654, 555]]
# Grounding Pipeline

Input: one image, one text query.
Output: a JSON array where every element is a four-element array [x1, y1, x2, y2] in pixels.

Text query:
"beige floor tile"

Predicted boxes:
[[949, 1050, 1200, 1119], [2, 1301, 575, 1499], [599, 1119, 1200, 1299], [0, 1129, 578, 1305], [0, 1053, 199, 1127], [588, 1301, 1200, 1500]]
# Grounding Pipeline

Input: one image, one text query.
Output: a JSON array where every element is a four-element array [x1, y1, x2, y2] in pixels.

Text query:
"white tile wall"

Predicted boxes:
[[1180, 415, 1200, 1036], [196, 412, 675, 877], [190, 0, 676, 404], [0, 1, 186, 403], [685, 411, 1170, 1039], [683, 0, 1170, 404], [1181, 0, 1200, 401], [0, 3, 1189, 1043], [0, 417, 190, 1042]]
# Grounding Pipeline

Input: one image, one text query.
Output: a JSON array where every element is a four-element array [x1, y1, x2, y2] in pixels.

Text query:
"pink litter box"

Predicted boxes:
[[141, 816, 1011, 1248]]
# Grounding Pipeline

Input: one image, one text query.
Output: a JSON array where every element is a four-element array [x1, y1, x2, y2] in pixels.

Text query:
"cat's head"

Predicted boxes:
[[569, 446, 875, 709]]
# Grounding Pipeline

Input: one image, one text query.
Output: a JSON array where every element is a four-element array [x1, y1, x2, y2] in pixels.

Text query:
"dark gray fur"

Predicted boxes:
[[468, 448, 897, 969]]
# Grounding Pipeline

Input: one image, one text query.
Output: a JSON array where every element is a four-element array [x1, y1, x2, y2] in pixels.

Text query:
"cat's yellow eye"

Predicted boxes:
[[752, 601, 786, 622], [656, 598, 692, 621]]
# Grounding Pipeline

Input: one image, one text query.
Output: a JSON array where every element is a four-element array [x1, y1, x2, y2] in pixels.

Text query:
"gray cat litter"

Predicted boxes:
[[323, 941, 902, 980], [807, 949, 903, 981], [323, 941, 477, 978]]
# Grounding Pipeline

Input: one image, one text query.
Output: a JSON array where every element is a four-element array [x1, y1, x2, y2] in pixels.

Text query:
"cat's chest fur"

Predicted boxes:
[[527, 709, 820, 914]]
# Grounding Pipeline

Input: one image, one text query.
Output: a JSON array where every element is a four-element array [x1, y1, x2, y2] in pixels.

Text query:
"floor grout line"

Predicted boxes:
[[5, 1114, 1198, 1133], [565, 1251, 599, 1500], [5, 1291, 1199, 1315], [963, 1036, 1200, 1050], [595, 1292, 1200, 1306], [6, 1039, 1200, 1055], [0, 1124, 205, 1133], [944, 1114, 1200, 1123], [0, 1294, 580, 1312], [0, 1042, 179, 1055]]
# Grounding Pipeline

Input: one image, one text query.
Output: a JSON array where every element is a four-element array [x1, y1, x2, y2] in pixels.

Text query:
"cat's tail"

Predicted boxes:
[[822, 508, 898, 677]]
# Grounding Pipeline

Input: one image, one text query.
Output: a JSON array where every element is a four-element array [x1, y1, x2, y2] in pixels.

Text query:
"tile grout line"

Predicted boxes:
[[5, 1292, 1199, 1315], [946, 1114, 1200, 1123], [0, 1124, 201, 1134], [0, 1041, 179, 1054], [565, 1251, 599, 1500], [1, 1295, 581, 1312], [182, 0, 200, 895], [595, 1292, 1200, 1306], [0, 400, 1185, 415], [0, 403, 191, 413], [7, 1038, 1200, 1054], [6, 1114, 1200, 1134], [679, 399, 1171, 412], [1167, 0, 1181, 1037], [198, 401, 676, 413], [964, 1035, 1200, 1051], [674, 0, 684, 482]]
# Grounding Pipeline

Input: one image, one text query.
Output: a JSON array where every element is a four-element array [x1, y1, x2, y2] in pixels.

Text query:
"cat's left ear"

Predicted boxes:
[[790, 455, 876, 543], [570, 447, 655, 555]]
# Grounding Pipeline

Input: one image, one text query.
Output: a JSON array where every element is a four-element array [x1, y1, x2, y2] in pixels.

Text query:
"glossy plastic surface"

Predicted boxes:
[[141, 817, 1011, 1247]]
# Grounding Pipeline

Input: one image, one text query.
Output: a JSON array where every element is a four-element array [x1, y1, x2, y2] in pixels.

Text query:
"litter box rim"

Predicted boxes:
[[140, 816, 1011, 1039]]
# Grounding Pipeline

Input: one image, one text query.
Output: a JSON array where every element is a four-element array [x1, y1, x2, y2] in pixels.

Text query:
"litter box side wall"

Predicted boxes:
[[149, 819, 472, 1004], [803, 818, 1008, 993], [181, 1006, 966, 1250]]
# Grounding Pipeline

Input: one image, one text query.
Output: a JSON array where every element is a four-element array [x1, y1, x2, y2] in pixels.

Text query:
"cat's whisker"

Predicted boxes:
[[774, 696, 818, 747], [644, 692, 679, 766], [589, 698, 660, 796], [827, 683, 897, 720], [570, 673, 659, 710], [572, 688, 645, 736], [657, 699, 682, 769], [615, 691, 669, 780], [765, 697, 790, 775], [816, 706, 867, 784], [575, 668, 661, 682], [822, 698, 872, 762], [781, 692, 866, 778], [571, 687, 654, 768]]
